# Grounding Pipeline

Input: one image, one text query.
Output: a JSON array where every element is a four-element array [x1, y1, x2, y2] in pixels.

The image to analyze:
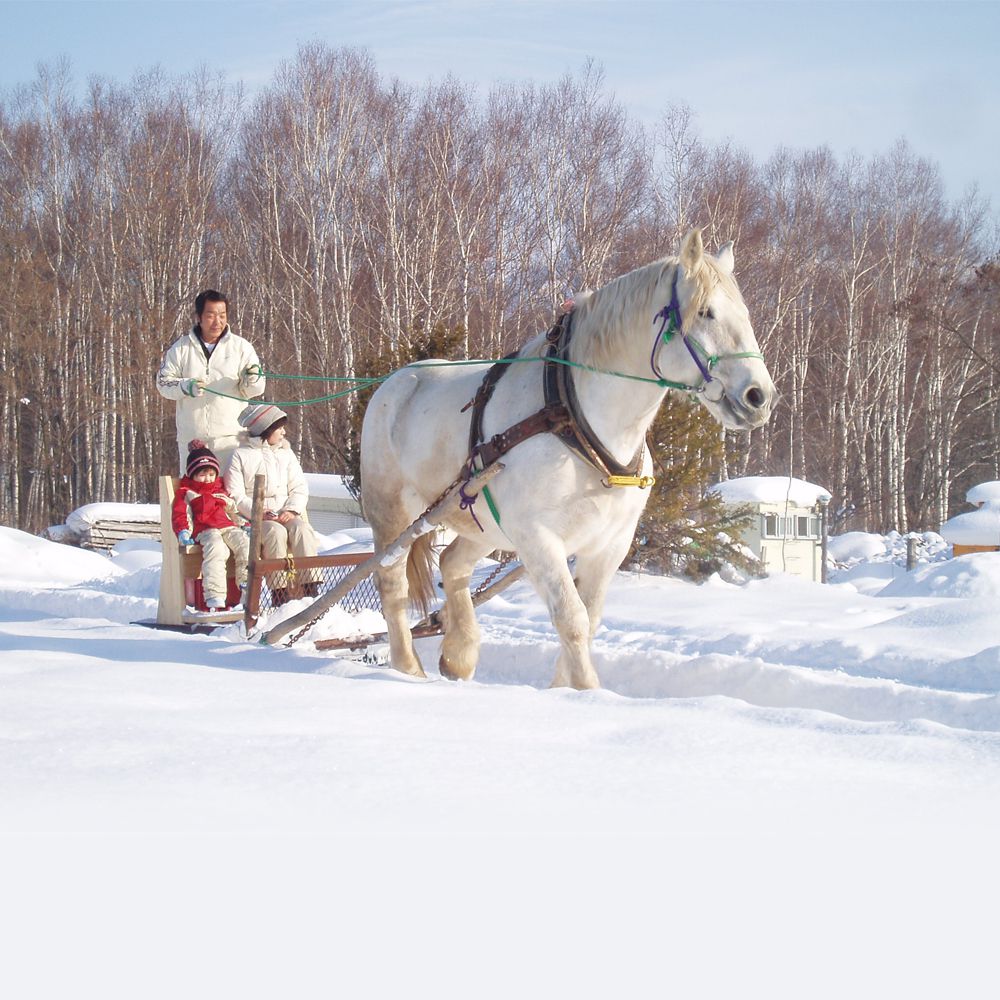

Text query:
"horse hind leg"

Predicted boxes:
[[438, 535, 490, 681], [374, 555, 426, 678]]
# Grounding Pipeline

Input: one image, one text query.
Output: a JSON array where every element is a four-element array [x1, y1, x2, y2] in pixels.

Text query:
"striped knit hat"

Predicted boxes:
[[186, 439, 220, 478], [238, 403, 288, 439]]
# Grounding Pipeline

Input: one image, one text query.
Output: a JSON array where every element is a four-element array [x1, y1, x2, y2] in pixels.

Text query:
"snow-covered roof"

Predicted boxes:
[[940, 499, 1000, 546], [966, 481, 1000, 505], [304, 473, 355, 500], [65, 502, 160, 533], [709, 476, 831, 507]]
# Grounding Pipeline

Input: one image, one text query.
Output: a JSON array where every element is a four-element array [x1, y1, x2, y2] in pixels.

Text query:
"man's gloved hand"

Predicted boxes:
[[239, 365, 262, 394], [181, 378, 204, 397], [177, 529, 194, 547]]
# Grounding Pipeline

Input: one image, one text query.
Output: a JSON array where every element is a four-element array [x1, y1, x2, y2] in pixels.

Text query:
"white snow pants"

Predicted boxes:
[[196, 525, 250, 604]]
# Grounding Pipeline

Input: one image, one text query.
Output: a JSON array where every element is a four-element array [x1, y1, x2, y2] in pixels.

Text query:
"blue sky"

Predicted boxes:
[[2, 0, 997, 209]]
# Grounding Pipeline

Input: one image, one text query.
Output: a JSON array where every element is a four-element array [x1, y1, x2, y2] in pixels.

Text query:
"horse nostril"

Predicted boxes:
[[745, 386, 766, 409]]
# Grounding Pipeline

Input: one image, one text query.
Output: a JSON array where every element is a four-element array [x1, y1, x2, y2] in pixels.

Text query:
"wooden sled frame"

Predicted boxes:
[[157, 467, 526, 649], [157, 474, 374, 630]]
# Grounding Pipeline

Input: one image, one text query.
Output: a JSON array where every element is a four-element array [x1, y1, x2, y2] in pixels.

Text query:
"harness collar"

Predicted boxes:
[[460, 310, 651, 518], [543, 312, 647, 482]]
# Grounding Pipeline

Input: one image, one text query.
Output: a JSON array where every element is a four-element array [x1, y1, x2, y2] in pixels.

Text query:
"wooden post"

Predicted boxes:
[[243, 474, 267, 632], [818, 497, 830, 584], [157, 476, 184, 625]]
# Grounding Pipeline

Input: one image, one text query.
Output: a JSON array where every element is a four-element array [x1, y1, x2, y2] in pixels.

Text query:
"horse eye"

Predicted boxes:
[[699, 307, 715, 321]]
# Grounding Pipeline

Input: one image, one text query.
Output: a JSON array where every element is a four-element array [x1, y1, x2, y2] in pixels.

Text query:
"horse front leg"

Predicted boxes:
[[572, 546, 626, 641], [519, 538, 600, 690], [375, 559, 426, 678], [438, 536, 491, 681]]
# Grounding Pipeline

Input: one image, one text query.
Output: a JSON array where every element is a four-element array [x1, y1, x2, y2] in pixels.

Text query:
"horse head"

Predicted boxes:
[[663, 229, 777, 431]]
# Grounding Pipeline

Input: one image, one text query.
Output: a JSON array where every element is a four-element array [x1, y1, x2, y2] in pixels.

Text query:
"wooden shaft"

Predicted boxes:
[[261, 463, 504, 647]]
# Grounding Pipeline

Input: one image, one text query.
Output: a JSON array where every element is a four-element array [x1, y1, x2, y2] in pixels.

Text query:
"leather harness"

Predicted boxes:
[[460, 312, 647, 488]]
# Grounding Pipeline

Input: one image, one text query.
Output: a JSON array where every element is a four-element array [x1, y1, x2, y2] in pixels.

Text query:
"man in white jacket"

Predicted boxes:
[[156, 289, 266, 473]]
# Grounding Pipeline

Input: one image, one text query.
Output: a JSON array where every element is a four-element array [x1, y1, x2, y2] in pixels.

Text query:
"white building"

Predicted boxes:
[[709, 476, 832, 582], [304, 474, 367, 533]]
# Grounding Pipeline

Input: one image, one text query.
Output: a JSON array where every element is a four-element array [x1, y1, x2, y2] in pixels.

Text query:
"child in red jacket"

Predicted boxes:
[[172, 440, 250, 609]]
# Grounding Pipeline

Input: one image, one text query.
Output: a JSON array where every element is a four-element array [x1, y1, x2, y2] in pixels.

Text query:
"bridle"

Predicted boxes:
[[649, 267, 765, 404]]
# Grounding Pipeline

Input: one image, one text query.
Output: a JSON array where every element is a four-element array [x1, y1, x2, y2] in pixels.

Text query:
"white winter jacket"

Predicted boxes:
[[224, 436, 310, 521], [156, 326, 266, 462]]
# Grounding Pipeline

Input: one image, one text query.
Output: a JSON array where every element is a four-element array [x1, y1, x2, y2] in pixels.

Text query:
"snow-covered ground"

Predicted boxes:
[[2, 523, 998, 996]]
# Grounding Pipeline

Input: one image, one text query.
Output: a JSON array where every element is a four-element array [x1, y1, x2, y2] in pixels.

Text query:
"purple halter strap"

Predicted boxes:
[[650, 268, 717, 390]]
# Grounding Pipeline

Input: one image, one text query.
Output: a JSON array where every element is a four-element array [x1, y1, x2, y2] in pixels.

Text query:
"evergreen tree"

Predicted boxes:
[[630, 392, 762, 581]]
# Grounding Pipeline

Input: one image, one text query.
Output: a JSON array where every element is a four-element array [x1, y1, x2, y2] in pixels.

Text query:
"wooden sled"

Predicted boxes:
[[155, 466, 525, 649], [154, 473, 376, 634]]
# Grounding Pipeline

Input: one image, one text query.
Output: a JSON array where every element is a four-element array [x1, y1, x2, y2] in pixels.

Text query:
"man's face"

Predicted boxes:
[[198, 301, 227, 343], [193, 467, 218, 483]]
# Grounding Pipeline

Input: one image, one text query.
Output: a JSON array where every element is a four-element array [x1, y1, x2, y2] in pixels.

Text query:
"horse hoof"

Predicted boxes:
[[394, 661, 427, 679], [439, 655, 474, 682], [549, 675, 600, 690]]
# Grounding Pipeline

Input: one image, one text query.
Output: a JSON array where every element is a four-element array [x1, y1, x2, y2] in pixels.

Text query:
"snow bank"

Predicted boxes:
[[827, 530, 950, 594], [879, 550, 1000, 599], [303, 472, 356, 499], [828, 531, 887, 563], [0, 525, 125, 586], [966, 480, 1000, 505], [316, 527, 374, 554], [107, 538, 163, 572]]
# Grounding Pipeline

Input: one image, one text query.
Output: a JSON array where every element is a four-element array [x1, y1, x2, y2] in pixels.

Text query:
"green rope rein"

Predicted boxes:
[[202, 342, 761, 530], [204, 353, 713, 407]]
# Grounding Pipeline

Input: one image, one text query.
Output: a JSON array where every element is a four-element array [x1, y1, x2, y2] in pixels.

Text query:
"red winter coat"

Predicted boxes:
[[171, 476, 242, 538]]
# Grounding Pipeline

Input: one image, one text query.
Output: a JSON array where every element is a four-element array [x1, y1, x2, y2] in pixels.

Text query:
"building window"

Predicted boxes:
[[764, 513, 820, 539], [763, 514, 784, 538], [795, 515, 820, 538]]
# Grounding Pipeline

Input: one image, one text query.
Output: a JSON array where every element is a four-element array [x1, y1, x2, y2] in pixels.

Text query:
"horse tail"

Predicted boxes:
[[406, 532, 436, 619]]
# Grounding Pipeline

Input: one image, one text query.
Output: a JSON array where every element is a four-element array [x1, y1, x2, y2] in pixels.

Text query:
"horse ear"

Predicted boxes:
[[715, 241, 735, 275], [679, 228, 704, 273]]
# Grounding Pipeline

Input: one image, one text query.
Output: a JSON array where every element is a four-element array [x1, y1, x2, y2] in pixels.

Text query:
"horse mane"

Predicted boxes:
[[570, 251, 742, 370]]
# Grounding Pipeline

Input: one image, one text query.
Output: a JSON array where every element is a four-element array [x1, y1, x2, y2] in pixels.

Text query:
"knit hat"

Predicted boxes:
[[239, 403, 288, 439], [186, 439, 220, 478]]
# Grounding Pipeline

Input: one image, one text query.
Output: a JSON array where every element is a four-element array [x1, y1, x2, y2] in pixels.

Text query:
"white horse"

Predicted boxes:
[[360, 230, 776, 689]]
